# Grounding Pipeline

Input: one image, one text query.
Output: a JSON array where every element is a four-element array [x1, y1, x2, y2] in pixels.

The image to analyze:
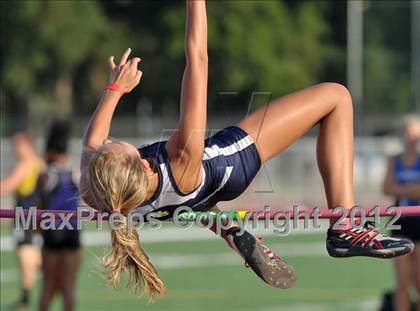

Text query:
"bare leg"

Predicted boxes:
[[203, 205, 234, 240], [414, 244, 420, 311], [17, 245, 41, 303], [204, 205, 296, 288], [231, 83, 412, 258], [62, 249, 82, 311], [39, 250, 60, 311], [393, 245, 412, 311], [238, 83, 355, 212]]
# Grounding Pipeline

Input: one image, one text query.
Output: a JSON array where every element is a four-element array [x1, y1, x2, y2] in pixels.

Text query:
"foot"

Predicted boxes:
[[326, 221, 414, 258], [227, 228, 296, 289]]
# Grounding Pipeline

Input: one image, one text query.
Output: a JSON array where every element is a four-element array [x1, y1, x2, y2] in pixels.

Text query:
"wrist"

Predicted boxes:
[[105, 83, 126, 97]]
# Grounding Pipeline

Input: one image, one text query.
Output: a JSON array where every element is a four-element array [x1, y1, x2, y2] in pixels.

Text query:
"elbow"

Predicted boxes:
[[186, 45, 208, 63], [82, 136, 100, 150], [197, 51, 208, 63], [187, 53, 208, 65]]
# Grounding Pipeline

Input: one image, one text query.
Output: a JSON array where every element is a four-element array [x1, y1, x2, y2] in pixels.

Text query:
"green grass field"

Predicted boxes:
[[0, 226, 394, 311]]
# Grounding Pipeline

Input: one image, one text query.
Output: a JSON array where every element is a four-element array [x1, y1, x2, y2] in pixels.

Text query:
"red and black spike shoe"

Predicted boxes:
[[326, 221, 414, 258], [226, 228, 296, 289]]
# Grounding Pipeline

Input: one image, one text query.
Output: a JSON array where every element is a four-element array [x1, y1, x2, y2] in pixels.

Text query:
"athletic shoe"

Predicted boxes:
[[227, 228, 296, 289], [326, 221, 414, 258]]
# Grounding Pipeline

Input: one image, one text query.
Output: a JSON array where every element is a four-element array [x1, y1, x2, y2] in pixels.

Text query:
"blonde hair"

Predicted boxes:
[[86, 148, 165, 302]]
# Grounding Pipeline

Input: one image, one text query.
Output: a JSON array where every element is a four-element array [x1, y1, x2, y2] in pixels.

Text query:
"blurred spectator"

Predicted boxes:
[[0, 132, 45, 309], [383, 116, 420, 311], [37, 121, 82, 311]]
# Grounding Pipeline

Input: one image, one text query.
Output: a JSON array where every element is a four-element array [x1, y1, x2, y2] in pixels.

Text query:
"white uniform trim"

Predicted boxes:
[[202, 135, 254, 160], [193, 166, 233, 207], [132, 164, 207, 214]]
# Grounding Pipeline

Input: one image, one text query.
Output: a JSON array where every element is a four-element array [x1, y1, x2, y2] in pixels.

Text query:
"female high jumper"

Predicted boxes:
[[80, 0, 414, 301]]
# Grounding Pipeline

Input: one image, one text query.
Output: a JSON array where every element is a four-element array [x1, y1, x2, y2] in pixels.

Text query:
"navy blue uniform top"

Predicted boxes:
[[131, 126, 261, 220], [39, 163, 79, 227], [394, 154, 420, 207]]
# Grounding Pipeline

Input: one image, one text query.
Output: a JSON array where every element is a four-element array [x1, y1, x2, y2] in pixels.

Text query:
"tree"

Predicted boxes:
[[363, 1, 412, 114], [1, 0, 343, 134], [1, 1, 127, 121], [162, 1, 339, 109]]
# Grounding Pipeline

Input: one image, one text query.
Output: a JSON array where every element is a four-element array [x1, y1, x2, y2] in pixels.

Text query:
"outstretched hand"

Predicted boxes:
[[108, 48, 142, 93]]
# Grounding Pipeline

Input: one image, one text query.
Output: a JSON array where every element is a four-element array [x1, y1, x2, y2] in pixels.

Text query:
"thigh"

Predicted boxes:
[[42, 251, 60, 273], [17, 245, 41, 267], [62, 250, 82, 288], [42, 251, 62, 289], [237, 83, 350, 163]]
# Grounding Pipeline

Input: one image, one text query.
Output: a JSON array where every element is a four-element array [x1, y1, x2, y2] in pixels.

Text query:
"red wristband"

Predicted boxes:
[[106, 83, 126, 96]]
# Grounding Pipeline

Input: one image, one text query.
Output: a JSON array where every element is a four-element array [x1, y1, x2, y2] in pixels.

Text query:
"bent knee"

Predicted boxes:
[[318, 82, 353, 107]]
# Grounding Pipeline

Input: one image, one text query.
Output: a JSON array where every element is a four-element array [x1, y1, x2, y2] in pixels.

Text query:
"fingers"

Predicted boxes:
[[135, 70, 143, 82], [119, 48, 131, 66], [130, 57, 141, 70], [108, 56, 116, 70]]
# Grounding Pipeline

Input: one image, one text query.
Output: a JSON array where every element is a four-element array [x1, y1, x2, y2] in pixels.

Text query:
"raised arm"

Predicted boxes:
[[166, 0, 208, 192], [80, 49, 142, 201], [82, 49, 141, 150]]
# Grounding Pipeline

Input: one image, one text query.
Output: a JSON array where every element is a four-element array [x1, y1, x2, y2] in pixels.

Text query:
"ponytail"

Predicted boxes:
[[102, 214, 165, 302], [86, 148, 165, 302]]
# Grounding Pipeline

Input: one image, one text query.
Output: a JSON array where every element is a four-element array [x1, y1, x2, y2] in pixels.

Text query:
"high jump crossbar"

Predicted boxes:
[[0, 206, 419, 221]]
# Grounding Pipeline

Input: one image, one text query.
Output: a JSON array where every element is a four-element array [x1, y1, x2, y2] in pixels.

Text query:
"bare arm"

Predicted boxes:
[[383, 157, 420, 200], [166, 0, 208, 192], [80, 49, 142, 202], [80, 87, 124, 205], [82, 49, 140, 151], [0, 162, 28, 195]]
